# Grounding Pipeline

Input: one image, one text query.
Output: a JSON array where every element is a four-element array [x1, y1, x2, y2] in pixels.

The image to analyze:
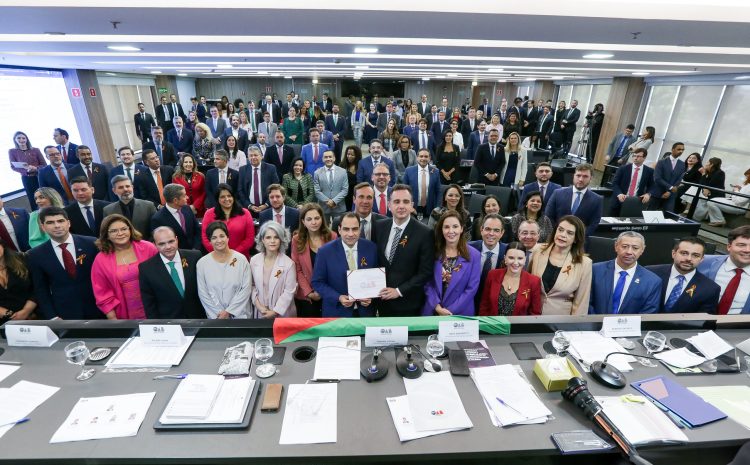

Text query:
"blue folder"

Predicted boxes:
[[631, 376, 727, 428]]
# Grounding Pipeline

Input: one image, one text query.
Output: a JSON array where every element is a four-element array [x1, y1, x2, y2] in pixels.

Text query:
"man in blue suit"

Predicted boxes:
[[409, 119, 436, 159], [545, 163, 603, 237], [222, 114, 250, 153], [697, 225, 750, 314], [109, 146, 143, 184], [150, 184, 201, 250], [324, 104, 347, 162], [26, 207, 101, 319], [66, 145, 111, 201], [469, 213, 508, 308], [315, 120, 335, 153], [238, 145, 279, 217], [0, 196, 30, 252], [53, 128, 79, 165], [301, 128, 330, 175], [312, 213, 379, 317], [402, 148, 441, 217], [206, 106, 227, 140], [609, 148, 654, 216], [369, 164, 394, 217], [258, 184, 300, 235], [166, 116, 194, 154], [589, 231, 661, 314], [38, 145, 74, 204], [465, 120, 488, 160], [356, 139, 396, 186], [647, 237, 720, 313], [205, 150, 239, 210], [649, 142, 686, 212], [517, 162, 560, 210]]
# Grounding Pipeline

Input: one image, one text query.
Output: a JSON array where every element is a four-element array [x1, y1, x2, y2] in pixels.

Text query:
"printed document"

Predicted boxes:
[[313, 337, 361, 380], [386, 396, 464, 441], [597, 396, 688, 445], [404, 371, 473, 432], [471, 364, 551, 427], [279, 383, 337, 444], [0, 381, 59, 439]]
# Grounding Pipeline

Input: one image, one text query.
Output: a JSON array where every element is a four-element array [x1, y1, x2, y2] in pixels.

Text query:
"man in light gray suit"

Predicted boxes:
[[376, 102, 402, 133], [258, 112, 277, 145], [206, 106, 227, 142], [605, 124, 637, 166], [313, 150, 349, 219], [104, 175, 157, 240]]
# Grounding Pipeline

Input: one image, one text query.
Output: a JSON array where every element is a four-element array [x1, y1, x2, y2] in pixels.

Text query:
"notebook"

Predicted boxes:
[[631, 376, 727, 428]]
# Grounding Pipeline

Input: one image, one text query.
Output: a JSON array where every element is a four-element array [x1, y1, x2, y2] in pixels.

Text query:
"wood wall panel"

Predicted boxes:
[[593, 77, 646, 171]]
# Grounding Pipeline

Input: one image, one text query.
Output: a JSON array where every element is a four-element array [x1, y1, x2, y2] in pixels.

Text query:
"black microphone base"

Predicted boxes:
[[360, 356, 389, 382], [591, 361, 627, 389]]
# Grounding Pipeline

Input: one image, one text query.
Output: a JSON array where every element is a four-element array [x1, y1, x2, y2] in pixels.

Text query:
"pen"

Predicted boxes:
[[496, 397, 526, 418], [153, 374, 187, 380], [310, 379, 340, 383], [0, 361, 22, 366], [0, 418, 29, 427]]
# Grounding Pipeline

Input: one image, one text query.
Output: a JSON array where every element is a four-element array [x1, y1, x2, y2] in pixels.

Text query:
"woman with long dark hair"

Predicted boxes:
[[340, 145, 362, 210], [8, 131, 46, 207], [676, 152, 703, 213], [693, 157, 727, 226], [428, 184, 472, 240], [479, 242, 542, 316], [510, 191, 553, 242], [0, 237, 36, 323], [436, 131, 460, 184], [172, 153, 206, 216], [201, 184, 255, 257]]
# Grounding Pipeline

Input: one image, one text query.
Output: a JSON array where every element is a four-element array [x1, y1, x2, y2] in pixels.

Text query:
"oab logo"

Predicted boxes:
[[153, 326, 165, 333], [19, 327, 30, 333], [617, 318, 627, 323], [431, 410, 445, 416], [380, 328, 392, 334], [453, 322, 464, 329]]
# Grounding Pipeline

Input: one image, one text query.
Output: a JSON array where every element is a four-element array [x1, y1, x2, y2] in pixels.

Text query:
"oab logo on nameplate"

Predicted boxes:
[[438, 320, 479, 343], [364, 326, 409, 348], [601, 316, 641, 338], [6, 325, 59, 347], [139, 324, 186, 347]]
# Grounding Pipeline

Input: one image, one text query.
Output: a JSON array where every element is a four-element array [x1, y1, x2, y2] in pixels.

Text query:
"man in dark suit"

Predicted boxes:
[[38, 145, 74, 204], [238, 145, 280, 216], [318, 92, 333, 114], [466, 120, 488, 160], [109, 146, 143, 184], [474, 128, 506, 186], [65, 177, 109, 237], [589, 231, 662, 314], [258, 184, 300, 234], [509, 97, 527, 125], [134, 102, 157, 144], [402, 149, 441, 217], [205, 150, 239, 210], [430, 111, 449, 141], [523, 100, 538, 138], [261, 95, 282, 123], [469, 213, 508, 309], [646, 237, 721, 313], [105, 175, 156, 240], [518, 162, 561, 210], [460, 108, 480, 144], [268, 131, 298, 177], [331, 183, 386, 242], [139, 226, 206, 319], [649, 142, 686, 212], [545, 163, 603, 237], [196, 96, 208, 123], [609, 148, 655, 216], [53, 128, 80, 165], [409, 119, 436, 159], [373, 184, 435, 316], [559, 99, 581, 155], [376, 102, 402, 133], [325, 104, 347, 163], [143, 127, 177, 167], [169, 94, 186, 121], [134, 149, 174, 208], [66, 145, 110, 201], [533, 105, 555, 150], [426, 106, 440, 129], [245, 101, 262, 141], [0, 196, 30, 252], [356, 140, 397, 187], [478, 98, 492, 121], [26, 206, 102, 319], [281, 93, 298, 117], [166, 116, 193, 154], [223, 114, 250, 154], [416, 95, 429, 117], [311, 213, 380, 317], [605, 124, 637, 165], [155, 95, 174, 133], [150, 184, 201, 250]]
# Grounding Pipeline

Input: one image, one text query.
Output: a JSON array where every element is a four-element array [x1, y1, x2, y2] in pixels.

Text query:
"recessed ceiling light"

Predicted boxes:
[[551, 76, 565, 79], [488, 68, 504, 72], [471, 81, 478, 86], [108, 45, 142, 52], [583, 53, 613, 59], [312, 79, 318, 84], [283, 75, 292, 79], [422, 77, 430, 81], [257, 71, 268, 74], [447, 73, 458, 77], [436, 75, 446, 79], [354, 47, 378, 54], [150, 70, 162, 74], [631, 72, 650, 76], [355, 65, 369, 70], [217, 64, 233, 69], [105, 72, 117, 76], [177, 73, 188, 77], [525, 77, 536, 81]]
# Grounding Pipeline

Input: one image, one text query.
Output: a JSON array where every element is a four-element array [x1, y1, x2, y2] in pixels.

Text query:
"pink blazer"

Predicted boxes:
[[91, 240, 158, 319], [249, 253, 297, 318], [291, 232, 337, 300], [201, 207, 255, 257]]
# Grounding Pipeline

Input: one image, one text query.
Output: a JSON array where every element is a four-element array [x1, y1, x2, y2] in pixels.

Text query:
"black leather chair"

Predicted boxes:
[[484, 185, 513, 216], [620, 196, 646, 217], [468, 193, 486, 216], [587, 236, 617, 263]]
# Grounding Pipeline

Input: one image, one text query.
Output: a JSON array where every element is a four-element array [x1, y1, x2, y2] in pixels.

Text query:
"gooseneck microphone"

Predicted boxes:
[[590, 352, 661, 389]]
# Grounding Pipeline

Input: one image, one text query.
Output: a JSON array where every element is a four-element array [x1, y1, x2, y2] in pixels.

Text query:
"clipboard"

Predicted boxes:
[[154, 378, 261, 431], [631, 376, 726, 428]]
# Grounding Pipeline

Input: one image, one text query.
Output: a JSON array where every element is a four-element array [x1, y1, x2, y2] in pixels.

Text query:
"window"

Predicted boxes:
[[705, 85, 750, 184], [663, 85, 724, 161], [640, 85, 679, 162]]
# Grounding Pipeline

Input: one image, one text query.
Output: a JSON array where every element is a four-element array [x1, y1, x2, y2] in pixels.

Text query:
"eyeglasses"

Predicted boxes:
[[373, 173, 390, 177], [107, 227, 130, 235]]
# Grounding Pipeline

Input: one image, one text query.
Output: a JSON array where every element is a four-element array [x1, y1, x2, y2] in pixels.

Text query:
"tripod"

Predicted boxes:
[[574, 125, 592, 162]]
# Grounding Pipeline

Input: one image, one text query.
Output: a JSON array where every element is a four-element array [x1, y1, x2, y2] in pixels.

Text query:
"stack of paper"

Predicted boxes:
[[105, 336, 195, 368], [402, 371, 473, 434], [160, 375, 255, 424], [386, 396, 463, 441], [471, 364, 551, 427], [654, 347, 706, 368], [566, 331, 635, 372], [279, 383, 337, 444], [689, 386, 750, 431], [313, 337, 361, 380], [597, 396, 688, 445], [686, 331, 734, 359], [0, 380, 59, 439]]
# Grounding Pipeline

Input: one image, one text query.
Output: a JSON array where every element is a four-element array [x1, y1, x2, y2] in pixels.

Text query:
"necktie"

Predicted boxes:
[[567, 108, 573, 119], [539, 185, 545, 201], [177, 208, 186, 232], [327, 168, 334, 187], [275, 212, 282, 224], [253, 168, 260, 206], [421, 132, 427, 149], [84, 206, 96, 231], [61, 146, 67, 162], [86, 165, 93, 182], [481, 251, 493, 283], [220, 169, 226, 184], [388, 227, 402, 263], [178, 129, 182, 141], [346, 248, 357, 271], [571, 191, 582, 214], [168, 261, 184, 297], [156, 170, 165, 205], [360, 219, 367, 239], [628, 166, 640, 196], [490, 145, 495, 158], [172, 103, 178, 117], [125, 166, 132, 181], [57, 166, 73, 200], [59, 243, 76, 279], [616, 135, 628, 156], [0, 218, 17, 251], [671, 158, 677, 170], [379, 193, 386, 214], [611, 270, 628, 314], [717, 268, 743, 315], [420, 169, 427, 207], [251, 114, 257, 132], [155, 144, 163, 164], [665, 275, 685, 311], [278, 146, 284, 164], [313, 144, 318, 163], [333, 115, 338, 126]]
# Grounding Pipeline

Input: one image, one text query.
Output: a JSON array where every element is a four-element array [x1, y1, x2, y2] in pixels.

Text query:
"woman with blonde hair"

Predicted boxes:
[[192, 122, 217, 165], [500, 132, 528, 189]]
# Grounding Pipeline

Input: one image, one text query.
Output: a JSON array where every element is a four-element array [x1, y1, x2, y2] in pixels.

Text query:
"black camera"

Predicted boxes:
[[561, 377, 602, 421]]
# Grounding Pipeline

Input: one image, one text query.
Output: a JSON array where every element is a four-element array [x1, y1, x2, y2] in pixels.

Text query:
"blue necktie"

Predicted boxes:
[[616, 135, 628, 156], [155, 144, 163, 164], [571, 191, 582, 214], [665, 275, 685, 311], [421, 132, 427, 150], [611, 270, 628, 314], [84, 205, 96, 232]]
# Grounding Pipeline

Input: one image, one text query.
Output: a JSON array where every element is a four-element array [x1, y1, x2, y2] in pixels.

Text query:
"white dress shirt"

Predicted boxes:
[[571, 187, 588, 210], [161, 251, 185, 290], [77, 200, 95, 229], [481, 242, 501, 269], [715, 259, 750, 314], [165, 204, 182, 225], [50, 234, 75, 269], [0, 208, 19, 250], [664, 266, 696, 304]]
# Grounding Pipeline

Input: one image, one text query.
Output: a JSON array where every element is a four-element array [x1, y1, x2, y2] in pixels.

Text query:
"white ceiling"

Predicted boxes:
[[2, 1, 750, 81]]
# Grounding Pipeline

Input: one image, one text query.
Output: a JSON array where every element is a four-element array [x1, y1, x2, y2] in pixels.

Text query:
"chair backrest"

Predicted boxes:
[[620, 196, 645, 217], [484, 185, 513, 216], [468, 164, 479, 183], [587, 236, 617, 263], [671, 237, 717, 256], [468, 193, 486, 215], [291, 144, 302, 159]]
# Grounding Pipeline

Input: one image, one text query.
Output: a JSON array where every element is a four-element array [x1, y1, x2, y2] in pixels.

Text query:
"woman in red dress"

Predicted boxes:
[[172, 153, 206, 217]]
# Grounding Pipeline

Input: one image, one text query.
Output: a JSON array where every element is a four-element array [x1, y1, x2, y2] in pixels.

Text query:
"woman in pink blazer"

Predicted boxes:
[[291, 203, 337, 318], [250, 221, 297, 318], [91, 214, 157, 319], [201, 183, 255, 257]]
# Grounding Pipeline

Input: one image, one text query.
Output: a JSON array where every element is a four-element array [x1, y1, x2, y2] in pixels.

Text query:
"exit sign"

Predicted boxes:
[[158, 87, 168, 93]]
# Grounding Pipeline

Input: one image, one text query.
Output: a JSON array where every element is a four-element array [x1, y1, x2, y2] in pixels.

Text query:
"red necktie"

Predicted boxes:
[[0, 219, 17, 251], [627, 166, 640, 196], [379, 193, 386, 215], [61, 146, 68, 162], [717, 269, 743, 315], [59, 243, 76, 279], [313, 144, 318, 163], [86, 165, 93, 182]]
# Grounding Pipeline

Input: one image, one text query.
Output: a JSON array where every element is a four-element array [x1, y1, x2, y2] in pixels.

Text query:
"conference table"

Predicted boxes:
[[1, 315, 749, 465]]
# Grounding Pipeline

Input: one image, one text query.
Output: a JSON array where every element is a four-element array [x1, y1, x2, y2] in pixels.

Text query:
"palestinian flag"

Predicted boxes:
[[273, 316, 510, 344]]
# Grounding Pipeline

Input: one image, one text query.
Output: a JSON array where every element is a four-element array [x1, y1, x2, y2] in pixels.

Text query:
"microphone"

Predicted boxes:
[[562, 378, 654, 465], [396, 346, 423, 379], [590, 352, 660, 389], [360, 348, 388, 383]]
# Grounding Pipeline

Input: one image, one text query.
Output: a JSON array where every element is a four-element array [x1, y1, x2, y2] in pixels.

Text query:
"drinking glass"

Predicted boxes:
[[744, 356, 750, 378], [551, 331, 570, 357], [64, 341, 95, 381], [254, 338, 276, 378], [638, 331, 667, 367], [426, 334, 445, 359]]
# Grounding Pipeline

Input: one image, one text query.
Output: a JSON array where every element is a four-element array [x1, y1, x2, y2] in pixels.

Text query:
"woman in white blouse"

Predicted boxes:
[[224, 135, 247, 171], [700, 168, 750, 226], [197, 221, 251, 319], [449, 119, 464, 151], [249, 221, 297, 319], [627, 126, 655, 165]]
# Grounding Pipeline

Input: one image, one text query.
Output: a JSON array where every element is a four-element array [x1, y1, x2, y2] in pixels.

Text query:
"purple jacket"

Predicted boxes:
[[422, 246, 481, 316]]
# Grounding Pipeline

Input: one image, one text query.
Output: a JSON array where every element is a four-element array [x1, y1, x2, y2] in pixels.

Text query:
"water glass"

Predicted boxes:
[[254, 338, 276, 378], [551, 331, 570, 357], [64, 341, 95, 381], [638, 331, 666, 367], [426, 334, 445, 359]]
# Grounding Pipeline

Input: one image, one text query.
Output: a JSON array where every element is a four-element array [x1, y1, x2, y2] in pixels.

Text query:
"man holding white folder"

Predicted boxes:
[[312, 213, 380, 317]]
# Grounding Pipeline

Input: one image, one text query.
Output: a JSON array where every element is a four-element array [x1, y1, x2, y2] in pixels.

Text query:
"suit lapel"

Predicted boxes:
[[601, 261, 615, 309], [619, 265, 640, 309], [267, 255, 282, 299], [180, 253, 195, 297]]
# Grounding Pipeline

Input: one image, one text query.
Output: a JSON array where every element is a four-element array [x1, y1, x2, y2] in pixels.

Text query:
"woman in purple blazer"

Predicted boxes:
[[422, 210, 481, 316]]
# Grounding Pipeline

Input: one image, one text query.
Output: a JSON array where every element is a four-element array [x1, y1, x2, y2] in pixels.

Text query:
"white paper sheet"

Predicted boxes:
[[279, 383, 337, 444], [386, 396, 463, 441], [655, 348, 706, 368], [313, 337, 361, 380], [687, 330, 734, 360], [50, 392, 155, 443], [105, 336, 195, 368], [471, 365, 551, 427], [566, 331, 635, 372], [0, 365, 20, 384], [160, 377, 255, 424], [0, 381, 59, 438], [597, 396, 688, 445], [162, 375, 223, 420], [403, 371, 473, 432], [347, 268, 386, 299]]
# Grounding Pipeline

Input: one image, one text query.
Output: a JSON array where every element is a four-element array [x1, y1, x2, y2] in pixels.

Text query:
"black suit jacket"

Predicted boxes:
[[645, 265, 721, 314], [258, 206, 300, 234], [150, 205, 201, 250], [373, 218, 435, 316], [64, 200, 110, 237], [460, 118, 480, 144], [263, 144, 295, 178], [142, 140, 177, 166], [139, 250, 206, 319], [204, 167, 239, 209], [474, 143, 507, 185], [67, 163, 111, 201], [134, 166, 175, 207], [134, 112, 156, 141], [155, 104, 174, 131], [331, 212, 386, 242], [166, 127, 194, 154]]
